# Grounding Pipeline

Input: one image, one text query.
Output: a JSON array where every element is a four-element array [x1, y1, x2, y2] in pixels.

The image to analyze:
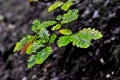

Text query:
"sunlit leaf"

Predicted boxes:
[[61, 1, 73, 11], [80, 28, 103, 40], [61, 9, 79, 24], [48, 1, 63, 12], [59, 29, 72, 35]]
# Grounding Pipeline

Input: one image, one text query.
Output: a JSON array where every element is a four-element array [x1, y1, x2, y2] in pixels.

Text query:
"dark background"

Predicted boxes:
[[0, 0, 120, 80]]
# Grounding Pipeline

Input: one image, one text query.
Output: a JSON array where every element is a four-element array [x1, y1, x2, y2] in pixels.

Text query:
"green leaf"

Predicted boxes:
[[56, 15, 62, 21], [14, 35, 33, 52], [49, 34, 57, 44], [26, 35, 34, 40], [48, 1, 63, 12], [72, 33, 91, 48], [26, 39, 45, 54], [80, 28, 103, 40], [61, 9, 79, 24], [61, 1, 73, 11], [32, 19, 40, 32], [35, 46, 52, 64], [59, 29, 72, 35], [51, 24, 61, 31], [38, 29, 50, 42], [27, 55, 36, 68], [71, 28, 103, 48], [14, 42, 22, 52], [25, 43, 33, 54], [37, 21, 57, 30], [57, 35, 72, 47]]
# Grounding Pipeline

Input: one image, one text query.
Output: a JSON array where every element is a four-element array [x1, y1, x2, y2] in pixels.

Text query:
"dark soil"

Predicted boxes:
[[0, 0, 120, 80]]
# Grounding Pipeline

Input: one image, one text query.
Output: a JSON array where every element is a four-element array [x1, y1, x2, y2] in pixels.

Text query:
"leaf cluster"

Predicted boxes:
[[14, 0, 103, 68], [57, 28, 102, 48], [48, 0, 74, 12]]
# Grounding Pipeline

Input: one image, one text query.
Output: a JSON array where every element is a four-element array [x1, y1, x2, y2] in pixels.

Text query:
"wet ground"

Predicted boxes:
[[0, 0, 120, 80]]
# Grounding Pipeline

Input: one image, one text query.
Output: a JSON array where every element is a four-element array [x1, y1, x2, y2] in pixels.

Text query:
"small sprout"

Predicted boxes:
[[14, 0, 103, 68]]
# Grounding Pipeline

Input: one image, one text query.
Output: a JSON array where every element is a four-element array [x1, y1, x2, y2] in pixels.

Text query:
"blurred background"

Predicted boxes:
[[0, 0, 120, 80]]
